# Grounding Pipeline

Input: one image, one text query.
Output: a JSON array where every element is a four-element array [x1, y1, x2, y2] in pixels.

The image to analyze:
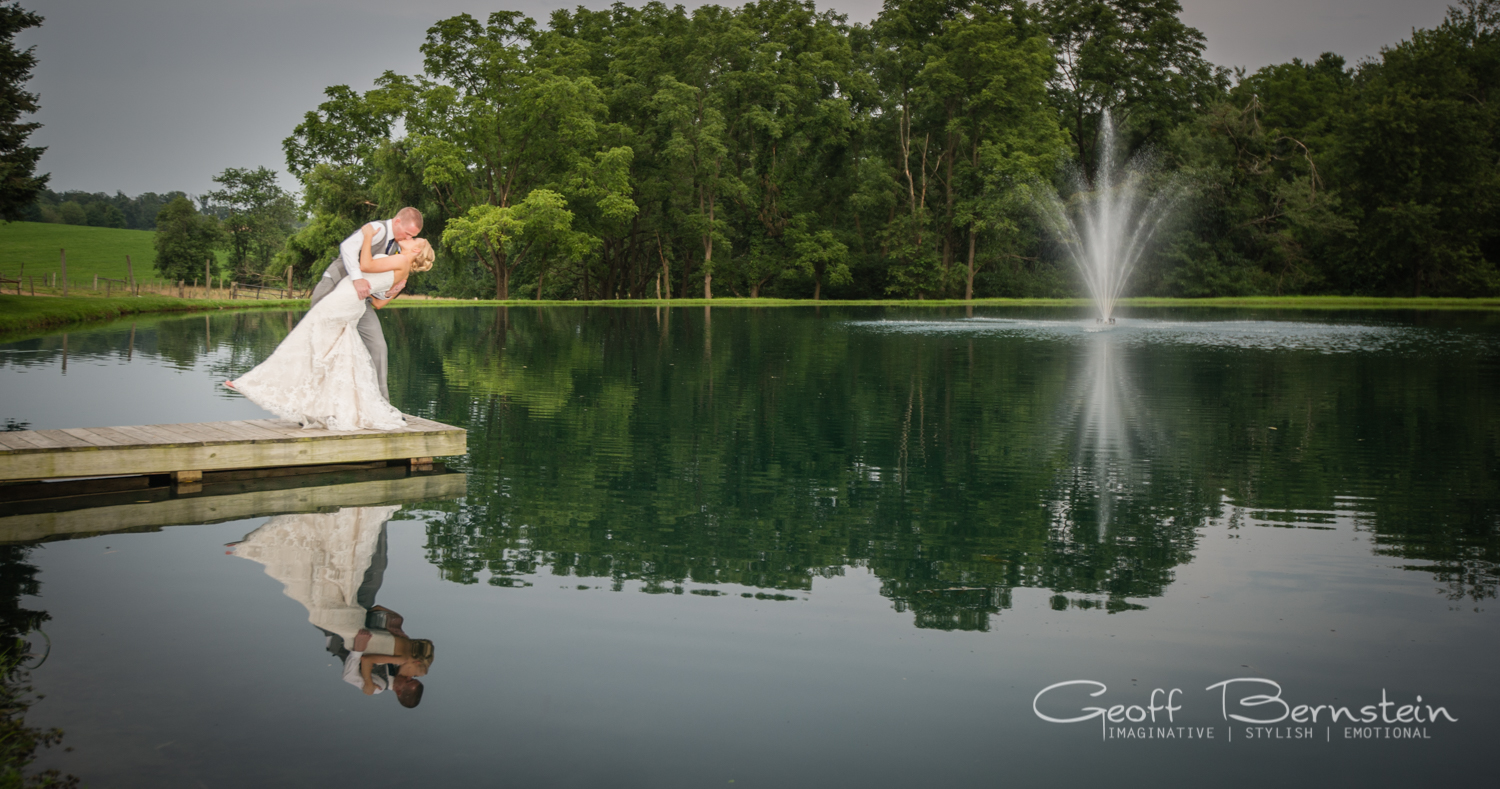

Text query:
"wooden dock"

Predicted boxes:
[[0, 417, 466, 484]]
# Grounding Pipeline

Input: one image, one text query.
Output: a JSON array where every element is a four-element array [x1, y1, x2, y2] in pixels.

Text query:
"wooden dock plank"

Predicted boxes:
[[59, 428, 124, 447], [32, 430, 94, 449], [108, 425, 176, 446], [206, 422, 266, 442], [6, 431, 62, 450], [87, 426, 149, 447], [0, 434, 35, 451], [130, 424, 200, 445], [222, 420, 293, 440], [84, 427, 135, 445], [159, 422, 241, 443], [241, 419, 306, 438], [0, 417, 467, 482]]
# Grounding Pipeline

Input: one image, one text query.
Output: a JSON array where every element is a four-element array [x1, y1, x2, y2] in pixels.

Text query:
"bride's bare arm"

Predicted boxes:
[[358, 227, 413, 274]]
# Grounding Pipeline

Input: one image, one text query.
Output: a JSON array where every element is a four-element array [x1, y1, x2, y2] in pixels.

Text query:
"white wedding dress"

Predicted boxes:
[[231, 269, 404, 431], [232, 506, 400, 647]]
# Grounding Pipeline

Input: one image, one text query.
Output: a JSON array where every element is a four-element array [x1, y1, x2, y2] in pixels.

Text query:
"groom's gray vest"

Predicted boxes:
[[312, 220, 399, 306]]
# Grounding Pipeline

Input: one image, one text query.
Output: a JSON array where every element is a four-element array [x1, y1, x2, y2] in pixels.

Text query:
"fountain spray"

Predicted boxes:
[[1037, 112, 1178, 322]]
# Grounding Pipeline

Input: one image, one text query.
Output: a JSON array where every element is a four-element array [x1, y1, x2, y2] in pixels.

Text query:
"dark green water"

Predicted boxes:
[[1, 306, 1497, 787]]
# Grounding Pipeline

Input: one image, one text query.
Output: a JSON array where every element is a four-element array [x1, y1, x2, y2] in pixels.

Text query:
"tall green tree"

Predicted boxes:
[[1335, 0, 1500, 295], [153, 196, 224, 282], [399, 11, 636, 298], [1156, 54, 1355, 296], [0, 1, 46, 221], [84, 201, 125, 228], [205, 166, 298, 280], [1040, 0, 1224, 181], [872, 0, 1062, 297]]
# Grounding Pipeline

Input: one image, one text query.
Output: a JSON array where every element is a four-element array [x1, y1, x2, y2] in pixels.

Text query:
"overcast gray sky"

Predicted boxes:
[[14, 0, 1456, 198]]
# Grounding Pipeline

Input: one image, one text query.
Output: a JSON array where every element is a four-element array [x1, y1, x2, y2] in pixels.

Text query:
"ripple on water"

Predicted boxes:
[[846, 316, 1499, 355]]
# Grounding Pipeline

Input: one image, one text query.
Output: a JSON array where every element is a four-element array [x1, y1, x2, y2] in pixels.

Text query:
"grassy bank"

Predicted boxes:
[[386, 295, 1500, 310], [0, 294, 303, 338]]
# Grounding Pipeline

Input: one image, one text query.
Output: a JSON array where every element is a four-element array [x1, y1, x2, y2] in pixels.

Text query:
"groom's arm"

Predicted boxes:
[[340, 221, 386, 300]]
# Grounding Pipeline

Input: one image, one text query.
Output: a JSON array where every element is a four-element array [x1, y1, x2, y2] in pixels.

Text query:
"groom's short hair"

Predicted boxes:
[[396, 207, 423, 233]]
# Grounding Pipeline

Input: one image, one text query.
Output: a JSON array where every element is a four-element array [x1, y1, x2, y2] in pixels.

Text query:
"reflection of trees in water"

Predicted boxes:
[[390, 308, 1498, 630], [0, 546, 78, 788], [0, 311, 302, 376], [7, 307, 1494, 627], [0, 546, 48, 644]]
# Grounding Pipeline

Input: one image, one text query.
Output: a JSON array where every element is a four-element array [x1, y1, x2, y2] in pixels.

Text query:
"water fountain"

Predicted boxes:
[[1037, 112, 1178, 323]]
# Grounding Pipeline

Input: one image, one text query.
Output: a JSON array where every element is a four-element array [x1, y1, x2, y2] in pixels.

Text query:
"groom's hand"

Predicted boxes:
[[353, 279, 372, 300]]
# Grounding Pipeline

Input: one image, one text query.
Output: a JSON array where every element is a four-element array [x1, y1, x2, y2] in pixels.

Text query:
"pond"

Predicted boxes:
[[1, 305, 1497, 788]]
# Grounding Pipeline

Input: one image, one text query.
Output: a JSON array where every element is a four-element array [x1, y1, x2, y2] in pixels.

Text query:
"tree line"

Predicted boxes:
[[21, 188, 189, 230], [266, 0, 1499, 300], [9, 0, 1497, 298]]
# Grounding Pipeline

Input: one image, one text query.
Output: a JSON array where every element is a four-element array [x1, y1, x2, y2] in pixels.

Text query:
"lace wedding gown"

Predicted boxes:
[[232, 506, 400, 645], [231, 269, 404, 430]]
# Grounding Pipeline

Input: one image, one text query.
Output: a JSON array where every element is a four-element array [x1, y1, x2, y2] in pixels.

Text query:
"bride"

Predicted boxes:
[[226, 226, 434, 430]]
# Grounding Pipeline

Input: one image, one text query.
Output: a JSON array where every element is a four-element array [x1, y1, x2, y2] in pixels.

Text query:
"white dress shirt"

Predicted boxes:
[[339, 219, 396, 282]]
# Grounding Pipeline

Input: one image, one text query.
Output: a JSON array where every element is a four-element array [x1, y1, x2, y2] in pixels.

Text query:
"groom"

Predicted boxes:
[[308, 207, 424, 402]]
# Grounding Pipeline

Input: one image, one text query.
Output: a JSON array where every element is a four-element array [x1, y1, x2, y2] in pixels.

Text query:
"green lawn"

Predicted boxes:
[[3, 221, 157, 284], [0, 221, 238, 291]]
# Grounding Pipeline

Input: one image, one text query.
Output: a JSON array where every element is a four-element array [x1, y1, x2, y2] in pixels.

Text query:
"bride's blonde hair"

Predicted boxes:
[[409, 239, 435, 273]]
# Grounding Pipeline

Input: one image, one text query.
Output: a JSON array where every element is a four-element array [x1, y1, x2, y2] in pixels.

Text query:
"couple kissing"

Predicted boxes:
[[226, 208, 433, 431]]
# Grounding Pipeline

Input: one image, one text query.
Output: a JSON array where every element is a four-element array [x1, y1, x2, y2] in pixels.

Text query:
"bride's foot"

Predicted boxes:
[[223, 380, 236, 391]]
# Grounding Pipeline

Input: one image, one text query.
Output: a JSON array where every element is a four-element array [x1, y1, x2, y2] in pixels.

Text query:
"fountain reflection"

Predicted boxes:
[[1053, 332, 1149, 541]]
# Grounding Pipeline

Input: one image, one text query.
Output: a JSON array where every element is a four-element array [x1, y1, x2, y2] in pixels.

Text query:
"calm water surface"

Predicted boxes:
[[1, 306, 1497, 788]]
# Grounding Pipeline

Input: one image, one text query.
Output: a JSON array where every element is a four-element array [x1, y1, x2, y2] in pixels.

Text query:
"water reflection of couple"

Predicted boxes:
[[230, 505, 433, 708]]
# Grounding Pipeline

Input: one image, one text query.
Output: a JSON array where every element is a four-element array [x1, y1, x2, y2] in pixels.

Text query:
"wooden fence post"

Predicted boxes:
[[178, 280, 185, 298], [206, 258, 212, 300], [94, 274, 99, 291], [126, 254, 135, 295], [60, 249, 67, 296]]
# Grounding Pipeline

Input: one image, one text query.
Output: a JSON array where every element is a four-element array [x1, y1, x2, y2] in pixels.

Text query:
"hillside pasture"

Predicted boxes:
[[1, 222, 233, 291]]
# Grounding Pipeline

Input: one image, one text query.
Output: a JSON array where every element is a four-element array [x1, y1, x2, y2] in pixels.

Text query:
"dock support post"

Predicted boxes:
[[409, 457, 434, 472], [171, 469, 203, 494]]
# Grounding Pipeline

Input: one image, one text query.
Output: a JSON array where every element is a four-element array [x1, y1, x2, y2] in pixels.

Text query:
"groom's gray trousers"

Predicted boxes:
[[309, 258, 389, 402]]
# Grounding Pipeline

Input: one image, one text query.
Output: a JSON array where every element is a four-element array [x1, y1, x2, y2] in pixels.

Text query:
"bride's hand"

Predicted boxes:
[[361, 223, 377, 239]]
